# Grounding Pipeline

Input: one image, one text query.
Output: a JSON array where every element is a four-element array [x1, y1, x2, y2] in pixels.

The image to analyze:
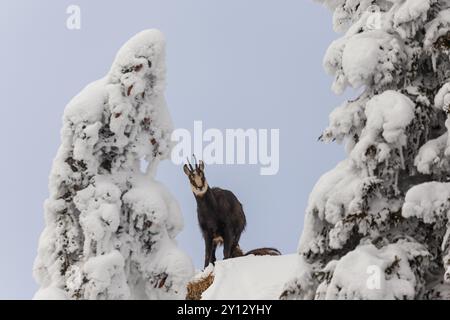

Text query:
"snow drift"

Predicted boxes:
[[191, 254, 299, 300]]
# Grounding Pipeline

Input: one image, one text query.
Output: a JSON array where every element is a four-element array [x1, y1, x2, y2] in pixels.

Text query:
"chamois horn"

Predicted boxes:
[[186, 157, 194, 172], [192, 154, 199, 169]]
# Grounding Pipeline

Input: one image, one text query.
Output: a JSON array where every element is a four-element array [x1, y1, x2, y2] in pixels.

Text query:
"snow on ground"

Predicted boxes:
[[200, 254, 298, 300]]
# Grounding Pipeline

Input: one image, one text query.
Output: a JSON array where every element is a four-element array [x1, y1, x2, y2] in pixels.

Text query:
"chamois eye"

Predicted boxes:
[[147, 60, 152, 68]]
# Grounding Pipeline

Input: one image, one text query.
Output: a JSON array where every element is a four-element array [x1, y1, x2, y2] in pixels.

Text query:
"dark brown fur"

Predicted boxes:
[[184, 157, 281, 268]]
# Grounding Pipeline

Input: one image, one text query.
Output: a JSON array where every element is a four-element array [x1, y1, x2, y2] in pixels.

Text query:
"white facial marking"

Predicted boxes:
[[191, 180, 208, 196]]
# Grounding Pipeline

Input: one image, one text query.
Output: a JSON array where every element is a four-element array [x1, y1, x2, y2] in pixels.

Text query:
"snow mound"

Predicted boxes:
[[424, 9, 450, 50], [324, 30, 406, 94], [33, 287, 68, 300], [199, 255, 299, 300], [315, 241, 430, 300], [415, 133, 449, 174], [403, 182, 450, 224], [365, 90, 415, 146]]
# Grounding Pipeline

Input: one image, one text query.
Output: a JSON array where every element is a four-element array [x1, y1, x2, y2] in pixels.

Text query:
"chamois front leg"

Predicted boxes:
[[211, 241, 218, 264], [203, 235, 214, 269]]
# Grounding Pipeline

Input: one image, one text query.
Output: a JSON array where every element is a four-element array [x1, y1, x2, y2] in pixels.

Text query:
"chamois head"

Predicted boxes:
[[183, 155, 208, 196]]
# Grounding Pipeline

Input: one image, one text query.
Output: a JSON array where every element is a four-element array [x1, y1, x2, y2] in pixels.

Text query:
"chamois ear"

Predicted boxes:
[[183, 164, 191, 176], [198, 160, 205, 171]]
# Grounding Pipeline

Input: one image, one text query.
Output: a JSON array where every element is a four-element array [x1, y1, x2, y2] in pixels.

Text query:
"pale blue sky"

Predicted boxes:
[[0, 0, 346, 299]]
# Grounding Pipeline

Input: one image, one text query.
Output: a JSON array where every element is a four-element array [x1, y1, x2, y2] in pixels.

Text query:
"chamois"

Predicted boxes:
[[183, 156, 281, 268]]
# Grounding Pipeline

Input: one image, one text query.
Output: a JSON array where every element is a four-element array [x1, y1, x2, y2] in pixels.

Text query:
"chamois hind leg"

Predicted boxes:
[[231, 243, 244, 257], [223, 240, 232, 260], [230, 230, 243, 258], [223, 231, 235, 259]]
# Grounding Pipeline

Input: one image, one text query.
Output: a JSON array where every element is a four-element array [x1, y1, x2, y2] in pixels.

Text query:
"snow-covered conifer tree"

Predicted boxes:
[[33, 30, 193, 300], [282, 0, 450, 299]]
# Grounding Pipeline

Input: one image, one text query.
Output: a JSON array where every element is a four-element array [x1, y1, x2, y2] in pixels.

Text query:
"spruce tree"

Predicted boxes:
[[282, 0, 450, 299], [33, 30, 193, 300]]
